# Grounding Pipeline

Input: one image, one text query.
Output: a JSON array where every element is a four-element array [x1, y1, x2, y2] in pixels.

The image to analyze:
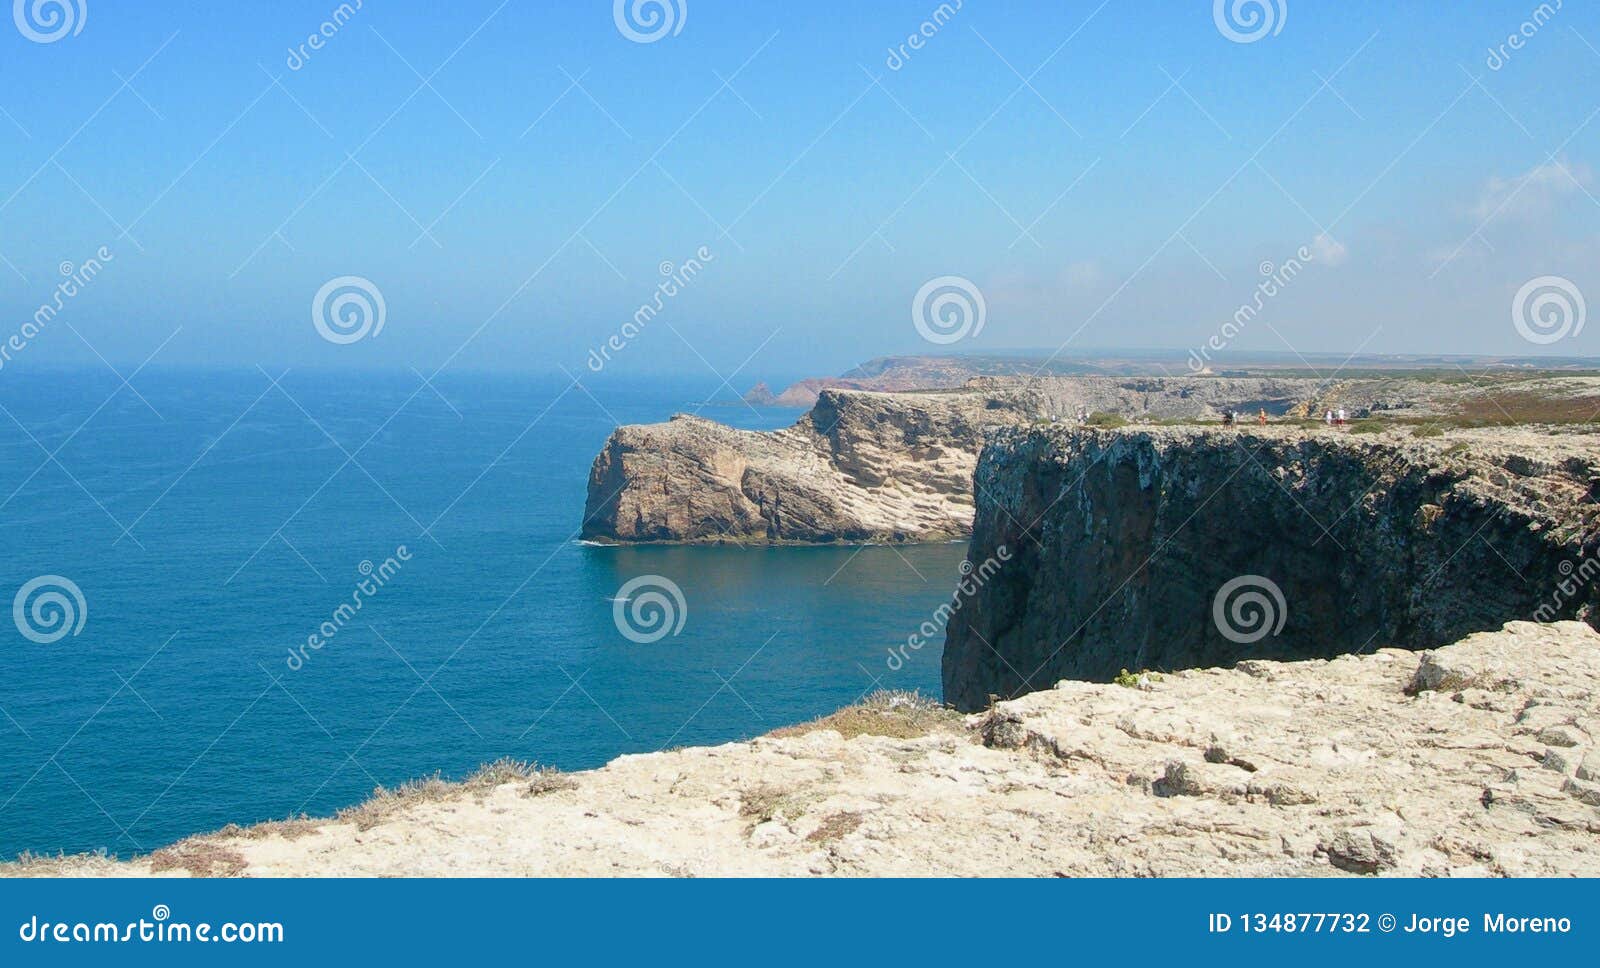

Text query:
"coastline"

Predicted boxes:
[[10, 621, 1598, 878]]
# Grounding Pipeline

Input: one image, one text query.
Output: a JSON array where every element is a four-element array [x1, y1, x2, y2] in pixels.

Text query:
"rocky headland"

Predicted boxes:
[[12, 372, 1599, 878], [585, 373, 1600, 545]]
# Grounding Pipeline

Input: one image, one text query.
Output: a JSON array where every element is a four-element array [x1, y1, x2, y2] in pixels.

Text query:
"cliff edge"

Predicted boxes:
[[582, 376, 1354, 543], [943, 423, 1600, 711], [18, 621, 1599, 877]]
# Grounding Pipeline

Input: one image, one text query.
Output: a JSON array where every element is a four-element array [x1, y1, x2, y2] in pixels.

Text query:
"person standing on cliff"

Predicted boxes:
[[1324, 409, 1335, 427], [1257, 408, 1267, 426]]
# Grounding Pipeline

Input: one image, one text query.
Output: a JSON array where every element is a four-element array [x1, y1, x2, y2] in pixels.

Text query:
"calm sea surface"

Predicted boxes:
[[0, 369, 964, 859]]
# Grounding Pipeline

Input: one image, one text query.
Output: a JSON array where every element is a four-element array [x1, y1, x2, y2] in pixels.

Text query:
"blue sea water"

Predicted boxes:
[[0, 369, 964, 859]]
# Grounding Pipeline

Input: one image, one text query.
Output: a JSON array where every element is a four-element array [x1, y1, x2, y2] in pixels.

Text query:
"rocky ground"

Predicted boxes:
[[11, 621, 1598, 878]]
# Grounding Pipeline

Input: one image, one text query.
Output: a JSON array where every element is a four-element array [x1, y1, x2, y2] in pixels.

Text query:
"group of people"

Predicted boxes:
[[1323, 408, 1350, 427], [1220, 409, 1268, 427]]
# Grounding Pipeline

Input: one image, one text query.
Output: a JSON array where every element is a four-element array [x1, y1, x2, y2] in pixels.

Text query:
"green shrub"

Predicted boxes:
[[1113, 668, 1162, 688]]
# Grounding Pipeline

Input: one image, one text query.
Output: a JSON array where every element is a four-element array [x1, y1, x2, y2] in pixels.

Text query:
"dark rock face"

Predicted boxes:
[[941, 426, 1600, 711]]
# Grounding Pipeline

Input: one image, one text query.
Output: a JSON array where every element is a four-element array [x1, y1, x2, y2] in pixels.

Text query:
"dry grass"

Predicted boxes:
[[1449, 392, 1600, 426], [739, 786, 799, 826], [215, 816, 323, 841], [0, 849, 120, 877], [805, 811, 865, 844], [335, 758, 569, 831], [147, 841, 248, 878], [767, 690, 960, 741]]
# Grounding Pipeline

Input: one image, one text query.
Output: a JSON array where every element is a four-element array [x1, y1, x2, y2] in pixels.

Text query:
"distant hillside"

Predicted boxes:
[[745, 351, 1600, 408]]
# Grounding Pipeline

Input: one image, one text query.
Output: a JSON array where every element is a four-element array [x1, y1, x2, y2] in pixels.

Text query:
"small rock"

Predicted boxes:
[[1562, 778, 1600, 807], [1542, 749, 1578, 774], [1323, 826, 1401, 875], [1537, 725, 1585, 748]]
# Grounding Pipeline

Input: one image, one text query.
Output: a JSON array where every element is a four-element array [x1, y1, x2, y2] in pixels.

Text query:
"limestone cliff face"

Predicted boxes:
[[583, 376, 1353, 544], [942, 425, 1600, 711], [582, 388, 1036, 543]]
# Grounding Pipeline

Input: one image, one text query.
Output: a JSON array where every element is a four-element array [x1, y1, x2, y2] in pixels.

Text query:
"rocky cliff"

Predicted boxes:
[[943, 424, 1600, 711], [25, 621, 1600, 877], [582, 387, 1030, 543], [584, 376, 1352, 543], [587, 374, 1600, 545]]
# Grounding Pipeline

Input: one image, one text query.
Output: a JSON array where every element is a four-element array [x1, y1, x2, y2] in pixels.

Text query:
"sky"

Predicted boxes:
[[1, 0, 1598, 382]]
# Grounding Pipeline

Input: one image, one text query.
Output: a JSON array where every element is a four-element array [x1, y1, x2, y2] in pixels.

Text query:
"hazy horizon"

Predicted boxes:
[[2, 2, 1597, 382]]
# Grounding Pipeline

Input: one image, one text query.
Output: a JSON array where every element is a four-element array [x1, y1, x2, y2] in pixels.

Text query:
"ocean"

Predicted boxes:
[[0, 369, 965, 859]]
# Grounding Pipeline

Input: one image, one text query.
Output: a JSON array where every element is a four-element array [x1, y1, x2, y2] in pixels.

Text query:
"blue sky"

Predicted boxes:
[[1, 1, 1597, 379]]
